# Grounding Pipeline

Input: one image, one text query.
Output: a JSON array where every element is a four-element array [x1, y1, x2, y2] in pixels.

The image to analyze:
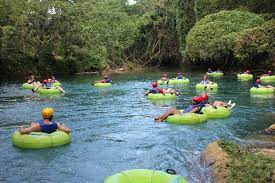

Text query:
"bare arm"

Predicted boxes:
[[57, 123, 71, 134], [19, 124, 41, 134]]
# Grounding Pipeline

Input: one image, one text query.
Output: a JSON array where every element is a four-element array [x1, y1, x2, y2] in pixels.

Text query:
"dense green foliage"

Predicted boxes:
[[185, 10, 274, 65], [218, 140, 275, 183], [0, 0, 274, 76], [195, 0, 275, 20]]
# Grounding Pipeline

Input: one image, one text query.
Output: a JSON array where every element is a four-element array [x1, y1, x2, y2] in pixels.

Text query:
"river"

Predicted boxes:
[[0, 70, 274, 182]]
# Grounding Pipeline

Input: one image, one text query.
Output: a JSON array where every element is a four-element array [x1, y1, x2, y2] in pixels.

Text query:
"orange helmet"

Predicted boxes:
[[42, 107, 54, 119], [152, 82, 158, 88]]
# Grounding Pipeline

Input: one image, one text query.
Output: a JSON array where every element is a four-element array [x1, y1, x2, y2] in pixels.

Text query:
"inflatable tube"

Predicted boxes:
[[12, 131, 71, 149], [157, 80, 169, 85], [104, 169, 188, 183], [237, 74, 253, 80], [201, 106, 231, 119], [37, 88, 61, 95], [53, 82, 62, 86], [250, 87, 274, 95], [148, 93, 176, 100], [207, 72, 224, 77], [196, 83, 218, 91], [22, 83, 34, 90], [158, 78, 190, 85], [260, 75, 275, 83], [94, 83, 112, 87], [166, 113, 207, 125]]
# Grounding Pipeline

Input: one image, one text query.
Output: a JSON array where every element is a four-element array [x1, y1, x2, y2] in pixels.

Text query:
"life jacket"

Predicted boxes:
[[38, 119, 57, 133], [150, 88, 158, 94]]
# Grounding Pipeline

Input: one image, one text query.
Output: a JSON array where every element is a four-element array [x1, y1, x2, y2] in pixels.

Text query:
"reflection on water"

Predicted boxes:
[[0, 70, 274, 183]]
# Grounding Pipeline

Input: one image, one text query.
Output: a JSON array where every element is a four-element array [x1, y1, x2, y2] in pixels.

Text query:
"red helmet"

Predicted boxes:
[[192, 96, 202, 103], [201, 93, 209, 101], [256, 79, 261, 83], [152, 82, 158, 87], [43, 79, 48, 83], [268, 70, 272, 75]]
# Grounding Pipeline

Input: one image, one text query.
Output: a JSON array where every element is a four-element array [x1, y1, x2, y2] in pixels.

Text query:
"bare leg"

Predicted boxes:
[[30, 122, 36, 127], [154, 108, 182, 122], [33, 82, 42, 92], [56, 86, 65, 93]]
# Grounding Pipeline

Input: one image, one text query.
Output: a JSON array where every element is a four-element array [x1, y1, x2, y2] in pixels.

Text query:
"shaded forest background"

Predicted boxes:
[[0, 0, 274, 76]]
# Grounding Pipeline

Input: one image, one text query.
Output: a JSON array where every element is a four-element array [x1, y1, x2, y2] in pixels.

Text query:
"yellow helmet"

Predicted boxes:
[[42, 107, 55, 119]]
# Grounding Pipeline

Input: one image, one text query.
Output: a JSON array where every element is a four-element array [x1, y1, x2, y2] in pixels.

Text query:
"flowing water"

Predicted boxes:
[[0, 70, 274, 183]]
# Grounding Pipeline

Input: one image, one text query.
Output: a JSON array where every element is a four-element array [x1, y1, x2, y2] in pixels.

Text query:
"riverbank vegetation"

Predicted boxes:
[[218, 140, 274, 182], [0, 0, 274, 76]]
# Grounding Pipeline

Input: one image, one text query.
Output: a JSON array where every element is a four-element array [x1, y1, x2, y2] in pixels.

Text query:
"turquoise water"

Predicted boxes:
[[0, 71, 274, 182]]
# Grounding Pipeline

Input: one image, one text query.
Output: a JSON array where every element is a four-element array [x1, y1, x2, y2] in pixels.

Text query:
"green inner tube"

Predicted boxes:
[[207, 72, 224, 77], [201, 106, 231, 119], [237, 74, 253, 80], [12, 131, 71, 149], [195, 83, 218, 91], [148, 93, 176, 100], [260, 75, 275, 83], [37, 88, 61, 95], [158, 78, 190, 85], [166, 113, 207, 125], [250, 87, 274, 95], [22, 83, 34, 90], [104, 169, 188, 183], [53, 82, 62, 86], [94, 83, 112, 87]]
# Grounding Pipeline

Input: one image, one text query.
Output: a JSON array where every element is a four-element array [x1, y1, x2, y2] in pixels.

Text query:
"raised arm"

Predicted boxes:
[[57, 123, 71, 134]]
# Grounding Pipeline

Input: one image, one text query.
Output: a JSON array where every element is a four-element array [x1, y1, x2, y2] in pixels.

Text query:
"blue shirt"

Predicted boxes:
[[201, 79, 210, 85], [253, 83, 259, 88], [45, 82, 52, 89], [38, 119, 58, 133]]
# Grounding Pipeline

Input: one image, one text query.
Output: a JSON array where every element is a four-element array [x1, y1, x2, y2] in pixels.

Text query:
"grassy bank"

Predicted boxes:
[[218, 140, 275, 183]]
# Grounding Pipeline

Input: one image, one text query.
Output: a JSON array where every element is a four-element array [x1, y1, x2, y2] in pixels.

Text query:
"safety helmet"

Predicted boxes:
[[256, 79, 261, 83], [192, 96, 202, 103], [201, 93, 209, 101], [42, 107, 54, 119], [43, 79, 48, 83], [152, 82, 158, 88]]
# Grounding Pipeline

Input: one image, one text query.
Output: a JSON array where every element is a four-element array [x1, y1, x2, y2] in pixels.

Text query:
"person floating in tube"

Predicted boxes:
[[253, 79, 274, 89], [200, 74, 215, 90], [19, 108, 71, 134], [154, 96, 204, 122], [145, 82, 179, 96]]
